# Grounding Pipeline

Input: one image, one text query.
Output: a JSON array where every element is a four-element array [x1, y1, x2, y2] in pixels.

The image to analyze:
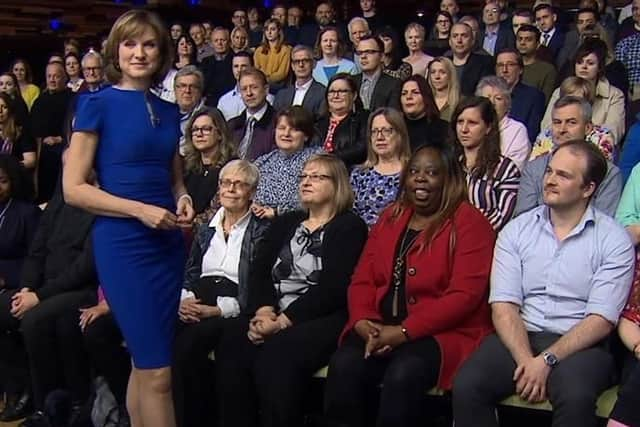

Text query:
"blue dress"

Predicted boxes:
[[74, 87, 185, 368]]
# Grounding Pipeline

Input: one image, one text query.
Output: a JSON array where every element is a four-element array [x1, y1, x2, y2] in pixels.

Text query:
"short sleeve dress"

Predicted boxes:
[[73, 86, 185, 369]]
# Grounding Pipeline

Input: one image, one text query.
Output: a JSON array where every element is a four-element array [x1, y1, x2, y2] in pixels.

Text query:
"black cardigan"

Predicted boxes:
[[247, 210, 367, 324], [314, 111, 368, 168]]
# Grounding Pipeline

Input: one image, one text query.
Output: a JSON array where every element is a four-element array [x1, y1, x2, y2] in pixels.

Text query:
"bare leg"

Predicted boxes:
[[127, 367, 144, 427], [135, 366, 176, 427]]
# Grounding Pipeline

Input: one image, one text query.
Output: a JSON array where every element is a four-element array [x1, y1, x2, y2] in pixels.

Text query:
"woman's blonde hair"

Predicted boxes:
[[362, 107, 411, 170], [404, 22, 426, 41], [428, 57, 460, 115], [104, 10, 174, 86], [183, 108, 236, 174], [301, 154, 354, 216], [259, 18, 285, 54], [231, 26, 250, 51], [559, 76, 595, 104]]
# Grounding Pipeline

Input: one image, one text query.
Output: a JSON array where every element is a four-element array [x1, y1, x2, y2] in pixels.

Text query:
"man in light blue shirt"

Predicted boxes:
[[453, 140, 635, 427]]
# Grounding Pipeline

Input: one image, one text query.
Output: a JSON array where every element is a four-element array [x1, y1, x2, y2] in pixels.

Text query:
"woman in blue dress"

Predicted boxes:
[[63, 10, 194, 427]]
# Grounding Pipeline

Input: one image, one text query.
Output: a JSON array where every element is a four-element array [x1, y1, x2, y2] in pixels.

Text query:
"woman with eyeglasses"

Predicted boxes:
[[351, 108, 411, 227], [312, 27, 358, 87], [173, 159, 271, 427], [215, 153, 367, 427], [11, 59, 40, 110], [251, 106, 321, 220], [403, 23, 434, 78], [425, 11, 453, 57], [254, 18, 292, 92], [325, 144, 495, 427], [315, 73, 367, 168], [183, 108, 236, 215]]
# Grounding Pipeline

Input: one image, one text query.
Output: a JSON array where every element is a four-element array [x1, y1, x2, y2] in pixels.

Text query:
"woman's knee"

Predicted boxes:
[[382, 355, 426, 391], [134, 367, 173, 395]]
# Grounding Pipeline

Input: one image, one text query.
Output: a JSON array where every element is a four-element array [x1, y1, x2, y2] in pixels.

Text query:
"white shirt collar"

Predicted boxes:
[[246, 102, 268, 123], [209, 206, 252, 230], [295, 79, 313, 91]]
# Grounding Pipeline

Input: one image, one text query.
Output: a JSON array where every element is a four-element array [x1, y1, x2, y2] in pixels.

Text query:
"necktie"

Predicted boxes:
[[542, 33, 550, 46], [360, 78, 372, 110], [238, 117, 256, 159]]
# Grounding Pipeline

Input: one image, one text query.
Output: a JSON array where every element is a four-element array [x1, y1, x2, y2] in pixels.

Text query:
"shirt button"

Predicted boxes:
[[408, 296, 417, 304], [408, 267, 416, 276]]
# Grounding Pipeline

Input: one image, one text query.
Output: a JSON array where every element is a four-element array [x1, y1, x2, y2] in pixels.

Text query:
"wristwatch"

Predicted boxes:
[[542, 351, 559, 368]]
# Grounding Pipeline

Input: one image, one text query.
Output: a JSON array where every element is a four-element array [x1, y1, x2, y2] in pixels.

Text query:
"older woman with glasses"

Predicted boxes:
[[183, 108, 236, 214], [216, 154, 367, 427], [173, 159, 270, 427]]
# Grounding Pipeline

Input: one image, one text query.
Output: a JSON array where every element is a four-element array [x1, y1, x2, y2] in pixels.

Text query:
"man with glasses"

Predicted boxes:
[[80, 50, 106, 93], [231, 8, 248, 28], [274, 46, 326, 119], [495, 48, 545, 142], [354, 35, 401, 111], [174, 66, 207, 155], [347, 17, 370, 69], [218, 52, 274, 121], [448, 22, 494, 96], [480, 0, 514, 56]]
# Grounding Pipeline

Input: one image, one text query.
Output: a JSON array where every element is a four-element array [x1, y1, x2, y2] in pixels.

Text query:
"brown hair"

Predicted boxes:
[[552, 139, 607, 193], [314, 27, 347, 59], [302, 153, 354, 216], [10, 59, 33, 83], [362, 107, 411, 169], [104, 10, 174, 86], [276, 106, 315, 141], [0, 92, 21, 144], [259, 18, 286, 54], [183, 108, 235, 174]]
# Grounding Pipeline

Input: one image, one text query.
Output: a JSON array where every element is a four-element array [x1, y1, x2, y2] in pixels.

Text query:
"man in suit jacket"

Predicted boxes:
[[227, 68, 277, 162], [534, 3, 565, 62], [273, 45, 326, 119], [495, 48, 545, 142], [448, 23, 494, 96], [481, 1, 515, 56], [354, 35, 402, 111], [555, 8, 599, 72]]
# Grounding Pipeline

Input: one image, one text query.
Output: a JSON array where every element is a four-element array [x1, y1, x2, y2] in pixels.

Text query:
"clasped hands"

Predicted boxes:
[[512, 354, 552, 403], [247, 306, 291, 345], [136, 196, 195, 230], [178, 297, 221, 323], [10, 288, 39, 319], [354, 319, 407, 359]]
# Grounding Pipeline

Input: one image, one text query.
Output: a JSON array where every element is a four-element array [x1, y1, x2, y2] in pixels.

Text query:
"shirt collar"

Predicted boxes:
[[544, 27, 556, 39], [536, 204, 596, 236], [295, 78, 313, 91], [247, 102, 268, 123], [363, 68, 382, 84], [209, 206, 252, 229]]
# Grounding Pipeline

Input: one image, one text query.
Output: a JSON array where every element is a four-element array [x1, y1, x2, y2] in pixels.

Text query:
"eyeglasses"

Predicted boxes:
[[191, 125, 215, 135], [328, 89, 351, 96], [356, 49, 380, 56], [292, 58, 313, 66], [371, 127, 394, 137], [220, 179, 251, 189], [176, 83, 200, 91], [298, 173, 332, 182], [83, 67, 102, 73]]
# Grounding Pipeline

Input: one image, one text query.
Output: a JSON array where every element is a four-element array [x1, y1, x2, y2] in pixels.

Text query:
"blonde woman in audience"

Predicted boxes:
[[231, 26, 250, 53], [531, 76, 615, 161], [11, 59, 39, 109], [351, 107, 411, 227], [427, 56, 460, 122], [476, 76, 530, 171], [253, 18, 292, 90], [312, 27, 358, 87], [403, 23, 433, 77]]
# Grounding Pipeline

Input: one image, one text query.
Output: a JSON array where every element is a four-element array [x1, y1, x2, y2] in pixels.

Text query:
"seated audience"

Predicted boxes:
[[400, 75, 449, 150], [190, 23, 214, 62], [403, 23, 434, 77], [510, 8, 533, 36], [0, 92, 36, 171], [325, 143, 496, 426], [346, 17, 371, 71], [427, 56, 460, 122], [79, 50, 108, 93], [248, 7, 264, 48], [64, 53, 84, 93], [273, 45, 326, 120], [534, 3, 565, 63], [11, 59, 39, 110], [515, 96, 622, 217], [173, 160, 270, 427], [542, 40, 625, 144], [610, 166, 640, 427], [174, 66, 206, 155], [447, 22, 494, 96], [351, 107, 410, 227], [174, 34, 198, 71], [285, 6, 303, 46], [480, 0, 515, 56], [315, 73, 368, 168], [253, 18, 292, 92], [476, 76, 530, 170], [252, 107, 321, 219], [312, 27, 358, 87], [517, 25, 557, 102], [231, 26, 250, 53], [228, 68, 277, 161], [200, 27, 235, 107], [0, 155, 39, 290], [453, 97, 520, 231], [531, 77, 615, 161], [215, 154, 367, 427], [355, 35, 402, 111], [0, 72, 30, 129], [170, 22, 184, 41], [377, 27, 413, 81], [453, 140, 635, 427], [299, 1, 348, 49], [183, 109, 236, 214], [425, 11, 453, 57]]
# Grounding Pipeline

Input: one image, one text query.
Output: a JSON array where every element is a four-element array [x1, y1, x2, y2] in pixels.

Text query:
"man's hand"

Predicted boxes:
[[513, 355, 551, 403], [10, 289, 40, 319]]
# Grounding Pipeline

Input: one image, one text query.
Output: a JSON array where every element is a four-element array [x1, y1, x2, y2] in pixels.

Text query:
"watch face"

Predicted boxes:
[[543, 352, 558, 366]]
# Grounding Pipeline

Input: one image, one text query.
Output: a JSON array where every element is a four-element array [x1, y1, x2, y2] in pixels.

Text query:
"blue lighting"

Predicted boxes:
[[49, 18, 62, 31], [189, 0, 200, 5], [263, 0, 273, 8]]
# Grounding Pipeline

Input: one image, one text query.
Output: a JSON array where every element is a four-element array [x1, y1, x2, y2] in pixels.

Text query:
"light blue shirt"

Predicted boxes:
[[490, 205, 634, 335], [482, 29, 498, 56]]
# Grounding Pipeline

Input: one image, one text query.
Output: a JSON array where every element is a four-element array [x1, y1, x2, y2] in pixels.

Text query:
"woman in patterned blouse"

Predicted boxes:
[[452, 97, 520, 231], [351, 107, 411, 227]]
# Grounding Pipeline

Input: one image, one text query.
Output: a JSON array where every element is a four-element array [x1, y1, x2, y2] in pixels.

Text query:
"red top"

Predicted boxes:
[[341, 202, 496, 389]]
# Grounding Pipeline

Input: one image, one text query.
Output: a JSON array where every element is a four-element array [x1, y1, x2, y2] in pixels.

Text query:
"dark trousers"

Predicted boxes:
[[215, 311, 346, 427], [21, 289, 97, 409], [172, 317, 225, 427], [82, 313, 130, 405], [452, 332, 615, 427], [324, 332, 441, 427], [0, 289, 28, 396], [611, 355, 640, 426]]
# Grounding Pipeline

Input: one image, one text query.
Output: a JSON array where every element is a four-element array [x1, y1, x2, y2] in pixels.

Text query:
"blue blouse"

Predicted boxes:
[[350, 166, 400, 227]]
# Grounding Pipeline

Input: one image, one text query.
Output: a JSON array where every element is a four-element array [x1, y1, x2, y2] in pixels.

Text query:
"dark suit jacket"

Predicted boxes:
[[450, 52, 495, 96], [354, 72, 402, 112], [200, 52, 236, 107], [481, 21, 515, 55], [509, 81, 545, 142], [545, 29, 565, 61], [273, 80, 326, 119], [555, 29, 579, 71], [228, 104, 277, 162]]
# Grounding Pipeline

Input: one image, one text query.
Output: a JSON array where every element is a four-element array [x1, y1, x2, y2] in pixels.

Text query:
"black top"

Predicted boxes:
[[0, 198, 40, 289], [185, 163, 222, 214], [30, 89, 73, 139], [314, 111, 368, 168], [200, 53, 236, 107], [381, 227, 419, 324], [404, 115, 449, 152]]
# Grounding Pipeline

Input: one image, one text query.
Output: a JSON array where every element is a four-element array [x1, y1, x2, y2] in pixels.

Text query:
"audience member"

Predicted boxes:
[[271, 4, 287, 27], [300, 1, 346, 48], [618, 113, 640, 183], [359, 0, 383, 33], [616, 0, 640, 42], [347, 17, 371, 69], [64, 52, 84, 92], [253, 18, 292, 92], [174, 34, 198, 70], [511, 8, 533, 35], [517, 24, 557, 102], [556, 7, 599, 72], [534, 3, 565, 63], [201, 27, 236, 107], [231, 26, 250, 53], [448, 23, 494, 96], [190, 23, 214, 62], [616, 16, 640, 101], [11, 59, 39, 110], [313, 27, 358, 87], [63, 38, 80, 56], [377, 27, 413, 81], [440, 0, 460, 23], [325, 143, 495, 426], [403, 23, 433, 77], [355, 35, 402, 111], [0, 72, 30, 132], [401, 75, 449, 150], [175, 66, 207, 154], [248, 7, 264, 48], [428, 56, 460, 122], [170, 22, 184, 41], [285, 5, 303, 46], [426, 11, 454, 57], [480, 0, 515, 56], [350, 107, 410, 227], [0, 92, 35, 171], [80, 50, 107, 93], [453, 140, 634, 427], [231, 7, 248, 29], [459, 15, 486, 54]]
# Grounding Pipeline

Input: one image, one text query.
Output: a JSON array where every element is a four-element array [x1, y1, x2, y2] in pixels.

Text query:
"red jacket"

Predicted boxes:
[[341, 202, 496, 389]]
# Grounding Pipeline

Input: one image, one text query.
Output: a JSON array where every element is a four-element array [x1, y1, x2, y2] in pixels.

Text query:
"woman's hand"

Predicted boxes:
[[79, 301, 110, 331], [176, 195, 195, 227], [355, 320, 406, 358], [251, 203, 276, 219], [136, 203, 179, 229], [179, 297, 202, 323], [248, 310, 279, 344]]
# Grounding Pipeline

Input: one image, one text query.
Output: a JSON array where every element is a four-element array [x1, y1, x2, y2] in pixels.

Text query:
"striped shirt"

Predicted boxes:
[[464, 155, 520, 231]]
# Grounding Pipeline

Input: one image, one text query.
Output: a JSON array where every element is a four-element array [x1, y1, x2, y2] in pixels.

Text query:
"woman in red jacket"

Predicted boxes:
[[324, 144, 496, 427]]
